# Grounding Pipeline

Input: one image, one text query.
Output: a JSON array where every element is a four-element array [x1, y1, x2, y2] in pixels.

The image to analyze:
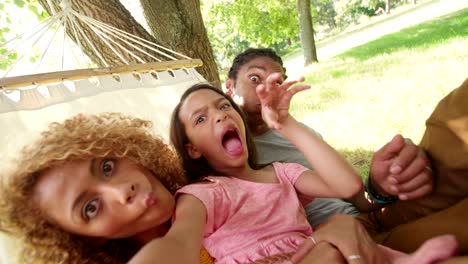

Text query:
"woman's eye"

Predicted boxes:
[[195, 116, 206, 124], [82, 198, 100, 221], [101, 159, 115, 178], [249, 75, 260, 83]]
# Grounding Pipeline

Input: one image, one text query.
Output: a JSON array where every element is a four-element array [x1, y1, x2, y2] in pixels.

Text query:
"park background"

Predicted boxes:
[[1, 0, 467, 175], [0, 0, 467, 262]]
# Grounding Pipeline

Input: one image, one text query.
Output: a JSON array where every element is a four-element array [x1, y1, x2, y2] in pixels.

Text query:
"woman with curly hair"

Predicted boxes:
[[0, 112, 188, 263]]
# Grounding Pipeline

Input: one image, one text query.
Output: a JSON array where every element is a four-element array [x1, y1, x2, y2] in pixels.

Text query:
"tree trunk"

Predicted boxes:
[[140, 0, 220, 88], [297, 0, 318, 65], [37, 0, 220, 87], [386, 0, 391, 14], [38, 0, 158, 66]]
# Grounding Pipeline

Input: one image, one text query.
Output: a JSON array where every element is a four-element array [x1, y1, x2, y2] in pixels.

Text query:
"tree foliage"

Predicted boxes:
[[204, 0, 302, 72], [0, 0, 48, 70]]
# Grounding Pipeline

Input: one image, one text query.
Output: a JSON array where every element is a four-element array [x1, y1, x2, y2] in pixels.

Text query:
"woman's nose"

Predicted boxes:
[[103, 182, 136, 204]]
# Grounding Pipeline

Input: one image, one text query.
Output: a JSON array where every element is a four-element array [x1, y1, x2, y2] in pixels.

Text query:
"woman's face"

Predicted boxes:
[[34, 158, 175, 241]]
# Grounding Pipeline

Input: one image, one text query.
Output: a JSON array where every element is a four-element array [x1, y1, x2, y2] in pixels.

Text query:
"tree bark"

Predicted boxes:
[[37, 0, 220, 87], [38, 0, 158, 66], [297, 0, 318, 65], [386, 0, 391, 14], [139, 0, 220, 88]]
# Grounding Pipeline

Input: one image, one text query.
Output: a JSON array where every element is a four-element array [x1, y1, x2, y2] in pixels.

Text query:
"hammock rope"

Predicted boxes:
[[0, 0, 206, 113]]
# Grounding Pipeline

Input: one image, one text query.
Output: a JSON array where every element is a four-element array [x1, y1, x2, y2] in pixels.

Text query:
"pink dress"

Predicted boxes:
[[176, 162, 311, 263], [176, 162, 459, 264]]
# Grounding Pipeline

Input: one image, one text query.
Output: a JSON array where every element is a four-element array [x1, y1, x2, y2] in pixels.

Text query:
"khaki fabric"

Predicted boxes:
[[357, 78, 468, 253]]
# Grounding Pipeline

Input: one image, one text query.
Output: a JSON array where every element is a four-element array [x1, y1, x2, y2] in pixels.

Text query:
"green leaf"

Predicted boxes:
[[0, 61, 10, 71], [29, 55, 37, 63], [28, 4, 39, 16], [40, 10, 49, 20], [9, 52, 18, 60], [13, 0, 26, 8], [1, 27, 11, 33]]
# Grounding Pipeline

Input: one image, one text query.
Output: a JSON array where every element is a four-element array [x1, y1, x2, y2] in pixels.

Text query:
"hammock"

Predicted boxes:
[[0, 0, 206, 161], [0, 1, 206, 261]]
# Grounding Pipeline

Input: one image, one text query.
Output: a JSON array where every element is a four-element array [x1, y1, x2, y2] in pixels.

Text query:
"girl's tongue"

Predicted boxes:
[[222, 132, 243, 156]]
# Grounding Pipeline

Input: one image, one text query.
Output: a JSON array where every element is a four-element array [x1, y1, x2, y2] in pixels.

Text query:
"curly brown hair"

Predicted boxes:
[[0, 112, 186, 263]]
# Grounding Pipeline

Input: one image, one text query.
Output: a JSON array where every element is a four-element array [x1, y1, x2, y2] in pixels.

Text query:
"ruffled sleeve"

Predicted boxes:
[[176, 179, 228, 235]]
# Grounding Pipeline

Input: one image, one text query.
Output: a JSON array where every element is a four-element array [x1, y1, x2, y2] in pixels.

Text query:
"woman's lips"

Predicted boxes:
[[145, 192, 157, 207]]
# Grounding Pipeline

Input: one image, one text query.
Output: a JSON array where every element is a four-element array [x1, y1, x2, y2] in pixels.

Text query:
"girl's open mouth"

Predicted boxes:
[[222, 128, 244, 156]]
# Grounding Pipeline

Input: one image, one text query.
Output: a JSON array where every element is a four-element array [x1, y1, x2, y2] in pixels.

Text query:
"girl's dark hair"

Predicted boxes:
[[227, 48, 287, 81], [170, 83, 260, 182]]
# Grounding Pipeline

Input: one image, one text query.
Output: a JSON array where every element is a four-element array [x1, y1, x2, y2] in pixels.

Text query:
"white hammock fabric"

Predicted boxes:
[[0, 67, 205, 160], [0, 65, 203, 111], [0, 1, 208, 261], [0, 0, 207, 160]]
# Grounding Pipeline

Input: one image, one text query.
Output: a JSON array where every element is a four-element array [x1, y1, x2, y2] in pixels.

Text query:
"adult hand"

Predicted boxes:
[[291, 214, 390, 264], [256, 72, 310, 130], [370, 134, 433, 200], [295, 241, 346, 264]]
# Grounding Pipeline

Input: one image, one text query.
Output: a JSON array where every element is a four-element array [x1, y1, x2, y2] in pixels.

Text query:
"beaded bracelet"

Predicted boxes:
[[365, 177, 399, 205]]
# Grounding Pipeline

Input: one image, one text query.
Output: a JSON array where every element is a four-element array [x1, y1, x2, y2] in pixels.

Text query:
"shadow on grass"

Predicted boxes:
[[339, 8, 468, 61]]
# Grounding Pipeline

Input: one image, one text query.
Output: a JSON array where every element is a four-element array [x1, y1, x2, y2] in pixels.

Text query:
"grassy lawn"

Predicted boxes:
[[289, 9, 468, 177], [283, 0, 440, 60]]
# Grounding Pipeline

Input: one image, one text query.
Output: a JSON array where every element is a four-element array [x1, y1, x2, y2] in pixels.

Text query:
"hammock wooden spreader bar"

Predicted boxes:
[[0, 59, 203, 90]]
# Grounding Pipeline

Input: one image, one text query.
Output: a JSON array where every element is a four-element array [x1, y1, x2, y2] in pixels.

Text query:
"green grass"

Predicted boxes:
[[282, 0, 442, 62], [288, 9, 468, 176], [339, 8, 468, 61]]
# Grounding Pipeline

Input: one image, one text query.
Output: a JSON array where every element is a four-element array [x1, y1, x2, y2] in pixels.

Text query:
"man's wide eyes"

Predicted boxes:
[[249, 75, 260, 82]]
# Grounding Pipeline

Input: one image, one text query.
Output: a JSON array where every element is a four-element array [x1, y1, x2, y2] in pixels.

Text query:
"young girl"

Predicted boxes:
[[167, 79, 458, 264]]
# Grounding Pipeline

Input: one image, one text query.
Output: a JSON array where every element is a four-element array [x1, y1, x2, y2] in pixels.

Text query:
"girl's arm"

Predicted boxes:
[[128, 194, 206, 264], [257, 73, 362, 199], [282, 117, 362, 199]]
